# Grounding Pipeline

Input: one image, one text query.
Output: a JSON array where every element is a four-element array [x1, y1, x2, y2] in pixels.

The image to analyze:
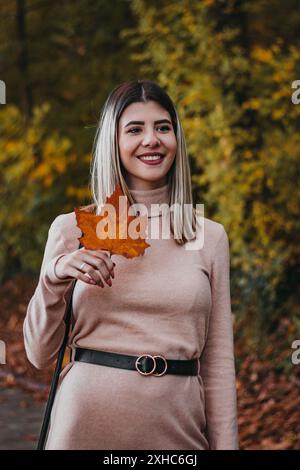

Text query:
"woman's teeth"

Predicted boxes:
[[139, 155, 163, 161]]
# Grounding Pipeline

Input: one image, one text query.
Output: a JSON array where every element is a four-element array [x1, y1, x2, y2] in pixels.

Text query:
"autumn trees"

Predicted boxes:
[[1, 0, 300, 346]]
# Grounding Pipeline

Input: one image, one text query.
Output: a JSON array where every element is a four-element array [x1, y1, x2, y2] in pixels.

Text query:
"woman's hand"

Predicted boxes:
[[55, 247, 115, 288]]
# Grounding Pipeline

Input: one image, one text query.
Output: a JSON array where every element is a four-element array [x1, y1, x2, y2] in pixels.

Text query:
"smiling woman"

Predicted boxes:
[[90, 80, 198, 245], [23, 79, 239, 450]]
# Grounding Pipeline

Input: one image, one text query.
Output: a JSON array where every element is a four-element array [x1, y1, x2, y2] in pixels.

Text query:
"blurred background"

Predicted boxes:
[[0, 0, 300, 450]]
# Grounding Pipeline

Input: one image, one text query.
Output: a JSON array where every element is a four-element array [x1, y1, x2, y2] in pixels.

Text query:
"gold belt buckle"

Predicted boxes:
[[153, 355, 168, 376], [135, 354, 168, 376]]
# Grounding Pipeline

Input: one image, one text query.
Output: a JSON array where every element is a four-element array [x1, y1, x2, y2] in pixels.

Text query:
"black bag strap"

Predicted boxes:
[[36, 240, 83, 450]]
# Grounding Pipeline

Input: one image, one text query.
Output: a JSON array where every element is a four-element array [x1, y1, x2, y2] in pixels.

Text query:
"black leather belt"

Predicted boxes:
[[74, 347, 199, 377]]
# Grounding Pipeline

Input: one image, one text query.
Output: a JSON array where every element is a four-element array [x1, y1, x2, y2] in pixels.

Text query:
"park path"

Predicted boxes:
[[0, 384, 46, 450]]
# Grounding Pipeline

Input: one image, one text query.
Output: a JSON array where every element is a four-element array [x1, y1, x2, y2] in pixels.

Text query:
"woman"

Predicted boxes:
[[23, 80, 239, 450]]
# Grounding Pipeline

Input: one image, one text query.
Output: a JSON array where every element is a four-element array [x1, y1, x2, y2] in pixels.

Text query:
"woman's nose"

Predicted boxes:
[[142, 130, 160, 146]]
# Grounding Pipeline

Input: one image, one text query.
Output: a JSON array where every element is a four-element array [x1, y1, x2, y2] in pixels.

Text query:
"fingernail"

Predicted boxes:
[[107, 279, 112, 286]]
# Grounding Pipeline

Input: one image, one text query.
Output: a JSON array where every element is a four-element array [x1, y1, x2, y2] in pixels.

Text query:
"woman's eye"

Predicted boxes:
[[128, 126, 171, 134], [128, 127, 140, 134]]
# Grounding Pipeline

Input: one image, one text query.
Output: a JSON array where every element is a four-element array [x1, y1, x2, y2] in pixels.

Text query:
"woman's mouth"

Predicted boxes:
[[137, 155, 165, 166]]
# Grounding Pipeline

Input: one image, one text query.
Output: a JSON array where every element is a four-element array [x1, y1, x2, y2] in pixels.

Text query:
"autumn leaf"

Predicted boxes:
[[74, 184, 151, 258]]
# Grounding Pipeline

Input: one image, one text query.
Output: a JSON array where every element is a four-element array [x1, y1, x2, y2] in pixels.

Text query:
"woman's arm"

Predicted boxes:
[[23, 215, 77, 370], [200, 225, 239, 450]]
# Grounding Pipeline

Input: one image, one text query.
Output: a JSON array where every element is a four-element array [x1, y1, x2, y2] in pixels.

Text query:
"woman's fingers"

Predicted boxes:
[[79, 248, 115, 273], [91, 250, 115, 275], [79, 271, 103, 286], [76, 250, 115, 287], [83, 257, 113, 286], [63, 265, 100, 286], [77, 261, 105, 286], [84, 272, 104, 287]]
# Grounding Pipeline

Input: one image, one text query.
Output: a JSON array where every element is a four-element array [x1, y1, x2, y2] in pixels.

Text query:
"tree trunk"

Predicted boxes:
[[16, 0, 33, 121]]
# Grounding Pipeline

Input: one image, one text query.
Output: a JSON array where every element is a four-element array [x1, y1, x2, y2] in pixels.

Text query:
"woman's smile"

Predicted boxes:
[[137, 152, 165, 165]]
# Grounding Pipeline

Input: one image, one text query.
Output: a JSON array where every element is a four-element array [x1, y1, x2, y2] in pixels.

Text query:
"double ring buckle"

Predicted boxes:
[[152, 355, 168, 376], [135, 354, 168, 377]]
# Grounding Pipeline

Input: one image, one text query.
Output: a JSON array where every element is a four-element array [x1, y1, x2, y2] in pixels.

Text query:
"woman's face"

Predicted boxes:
[[117, 100, 177, 190]]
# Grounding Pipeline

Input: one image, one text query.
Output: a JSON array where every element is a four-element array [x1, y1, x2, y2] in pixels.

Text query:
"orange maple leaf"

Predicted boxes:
[[74, 184, 151, 258]]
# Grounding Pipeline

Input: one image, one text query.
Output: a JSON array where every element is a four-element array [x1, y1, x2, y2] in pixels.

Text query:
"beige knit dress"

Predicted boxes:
[[23, 183, 239, 450]]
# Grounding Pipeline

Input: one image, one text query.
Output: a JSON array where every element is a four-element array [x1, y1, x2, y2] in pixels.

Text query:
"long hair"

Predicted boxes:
[[83, 79, 197, 245]]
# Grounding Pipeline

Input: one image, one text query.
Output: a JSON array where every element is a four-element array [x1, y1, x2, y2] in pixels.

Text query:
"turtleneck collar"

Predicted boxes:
[[129, 183, 171, 218]]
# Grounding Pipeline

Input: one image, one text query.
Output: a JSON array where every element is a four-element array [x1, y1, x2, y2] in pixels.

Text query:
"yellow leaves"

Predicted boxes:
[[272, 72, 283, 83], [287, 198, 300, 216], [243, 150, 253, 159], [181, 93, 196, 106], [202, 0, 216, 6], [253, 167, 264, 180], [27, 128, 39, 146], [282, 61, 293, 73], [0, 104, 77, 192], [83, 153, 92, 163], [181, 92, 201, 107], [66, 185, 91, 199], [252, 201, 286, 247], [31, 162, 48, 180], [42, 138, 72, 174], [242, 98, 261, 110], [154, 22, 170, 34], [32, 102, 51, 122], [271, 108, 286, 120], [44, 175, 54, 188], [251, 46, 274, 63], [29, 152, 68, 186], [271, 88, 291, 100], [3, 141, 17, 152], [219, 135, 233, 161], [2, 140, 24, 161]]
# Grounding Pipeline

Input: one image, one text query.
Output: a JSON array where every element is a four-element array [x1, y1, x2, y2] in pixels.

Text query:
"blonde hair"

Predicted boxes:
[[82, 80, 197, 245]]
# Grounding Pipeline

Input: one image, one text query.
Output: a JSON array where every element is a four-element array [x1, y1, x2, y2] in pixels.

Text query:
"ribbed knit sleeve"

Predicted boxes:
[[200, 226, 239, 449], [23, 215, 79, 370]]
